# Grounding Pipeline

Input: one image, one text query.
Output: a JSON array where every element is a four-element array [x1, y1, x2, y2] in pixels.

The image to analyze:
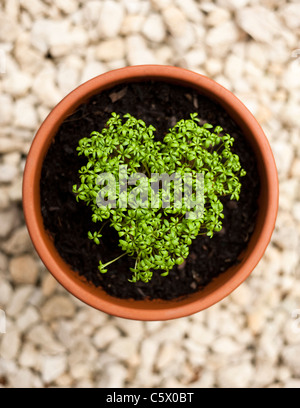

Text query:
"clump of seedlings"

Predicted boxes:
[[73, 113, 246, 283]]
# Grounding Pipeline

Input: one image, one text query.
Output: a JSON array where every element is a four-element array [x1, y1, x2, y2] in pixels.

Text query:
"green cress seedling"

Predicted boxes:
[[73, 113, 246, 283]]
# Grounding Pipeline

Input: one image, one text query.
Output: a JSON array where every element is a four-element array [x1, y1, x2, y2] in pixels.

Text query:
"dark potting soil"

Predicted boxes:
[[40, 81, 260, 301]]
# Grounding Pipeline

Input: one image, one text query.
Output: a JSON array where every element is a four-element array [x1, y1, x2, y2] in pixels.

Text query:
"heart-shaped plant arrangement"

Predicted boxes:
[[73, 113, 246, 283]]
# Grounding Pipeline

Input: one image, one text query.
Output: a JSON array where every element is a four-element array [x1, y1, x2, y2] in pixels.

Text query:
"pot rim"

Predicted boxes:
[[22, 65, 279, 321]]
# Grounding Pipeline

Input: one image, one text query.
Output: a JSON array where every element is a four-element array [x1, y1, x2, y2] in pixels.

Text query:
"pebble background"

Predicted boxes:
[[0, 0, 300, 389]]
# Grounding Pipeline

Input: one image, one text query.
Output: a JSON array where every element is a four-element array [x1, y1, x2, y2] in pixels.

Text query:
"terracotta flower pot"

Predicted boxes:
[[23, 65, 278, 321]]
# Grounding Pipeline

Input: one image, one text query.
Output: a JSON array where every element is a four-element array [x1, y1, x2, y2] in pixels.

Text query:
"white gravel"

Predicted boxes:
[[0, 0, 299, 389]]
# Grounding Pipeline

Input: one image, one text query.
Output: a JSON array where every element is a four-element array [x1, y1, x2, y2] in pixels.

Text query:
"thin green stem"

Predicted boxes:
[[142, 161, 151, 177], [101, 253, 127, 268]]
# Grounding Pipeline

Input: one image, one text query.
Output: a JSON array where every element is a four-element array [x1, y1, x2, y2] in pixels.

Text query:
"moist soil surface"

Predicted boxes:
[[40, 81, 259, 300]]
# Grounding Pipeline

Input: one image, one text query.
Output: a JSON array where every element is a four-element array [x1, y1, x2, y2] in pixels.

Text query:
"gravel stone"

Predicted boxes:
[[41, 295, 76, 321], [281, 3, 300, 29], [93, 325, 120, 349], [80, 61, 107, 83], [108, 338, 139, 362], [3, 226, 33, 255], [97, 363, 127, 388], [3, 72, 32, 97], [175, 0, 203, 24], [96, 38, 125, 61], [6, 286, 34, 318], [126, 34, 158, 65], [217, 361, 255, 388], [19, 343, 40, 369], [98, 1, 125, 38], [121, 15, 145, 35], [26, 324, 66, 354], [142, 14, 166, 43], [0, 0, 298, 389], [272, 141, 294, 178], [237, 6, 282, 43], [41, 355, 67, 384], [0, 164, 18, 184], [0, 95, 14, 126], [206, 21, 239, 47], [32, 67, 63, 108], [16, 306, 40, 333], [0, 278, 13, 307], [0, 207, 20, 238], [42, 274, 58, 297], [1, 329, 21, 360], [0, 14, 20, 42], [162, 6, 187, 37], [282, 345, 300, 376]]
